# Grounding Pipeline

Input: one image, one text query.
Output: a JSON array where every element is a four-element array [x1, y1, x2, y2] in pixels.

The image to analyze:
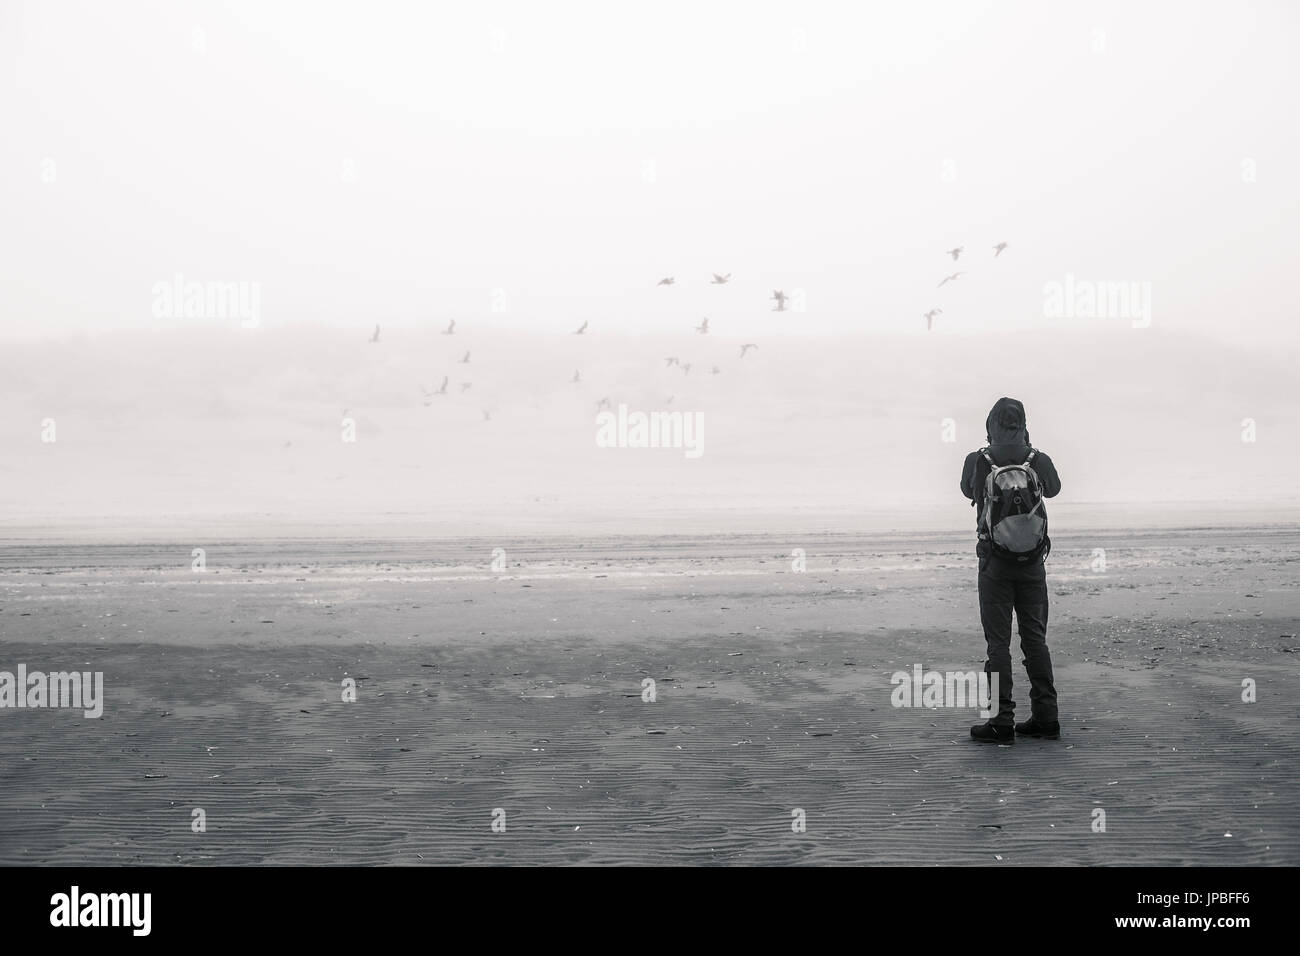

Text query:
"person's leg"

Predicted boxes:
[[977, 559, 1016, 726], [1013, 565, 1058, 724]]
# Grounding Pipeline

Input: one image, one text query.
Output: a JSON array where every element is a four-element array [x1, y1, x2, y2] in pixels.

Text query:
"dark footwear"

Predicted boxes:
[[1014, 718, 1061, 739], [970, 722, 1015, 744]]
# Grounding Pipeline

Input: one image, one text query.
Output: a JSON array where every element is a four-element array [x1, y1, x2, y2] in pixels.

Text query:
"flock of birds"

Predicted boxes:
[[355, 248, 1010, 424], [924, 241, 1009, 331], [365, 320, 488, 418], [361, 272, 782, 420], [606, 273, 777, 408]]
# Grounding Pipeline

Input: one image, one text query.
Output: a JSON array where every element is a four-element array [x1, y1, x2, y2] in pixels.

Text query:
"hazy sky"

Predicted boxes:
[[3, 0, 1299, 343], [2, 2, 1298, 532]]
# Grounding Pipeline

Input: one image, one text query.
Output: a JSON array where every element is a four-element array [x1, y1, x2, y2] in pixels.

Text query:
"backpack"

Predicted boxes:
[[978, 448, 1047, 564]]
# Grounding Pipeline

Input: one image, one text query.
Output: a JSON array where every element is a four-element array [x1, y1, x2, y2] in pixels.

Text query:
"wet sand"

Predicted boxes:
[[0, 528, 1297, 865]]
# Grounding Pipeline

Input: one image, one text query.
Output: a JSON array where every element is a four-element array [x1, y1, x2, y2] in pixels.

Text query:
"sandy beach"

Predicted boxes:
[[1, 526, 1296, 865]]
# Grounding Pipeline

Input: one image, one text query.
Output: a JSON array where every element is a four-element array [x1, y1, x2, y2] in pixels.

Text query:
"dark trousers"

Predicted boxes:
[[977, 545, 1058, 725]]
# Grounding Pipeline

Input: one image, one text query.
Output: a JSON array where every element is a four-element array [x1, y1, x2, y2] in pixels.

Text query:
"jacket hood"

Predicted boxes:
[[985, 397, 1030, 446]]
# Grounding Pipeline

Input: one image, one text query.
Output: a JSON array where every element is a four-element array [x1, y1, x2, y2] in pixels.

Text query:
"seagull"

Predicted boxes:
[[710, 365, 722, 375], [770, 290, 788, 311], [665, 357, 679, 367], [460, 382, 472, 392], [924, 308, 943, 331], [937, 272, 964, 288], [695, 318, 709, 334], [666, 395, 675, 404], [436, 376, 448, 395], [282, 440, 292, 449], [682, 363, 692, 375], [442, 319, 456, 335], [993, 242, 1008, 257], [574, 321, 588, 335], [596, 397, 611, 410], [460, 351, 471, 363], [710, 273, 731, 284], [571, 369, 581, 383], [369, 325, 380, 344], [740, 343, 758, 358], [946, 247, 964, 261], [657, 277, 675, 286], [482, 410, 492, 421]]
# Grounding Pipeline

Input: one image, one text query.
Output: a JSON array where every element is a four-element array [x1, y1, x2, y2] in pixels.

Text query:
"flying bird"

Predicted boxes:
[[739, 343, 758, 358], [710, 365, 722, 375], [665, 357, 679, 367], [682, 363, 692, 375], [442, 319, 456, 335], [482, 410, 492, 421], [436, 376, 448, 395], [369, 325, 380, 344], [596, 397, 611, 410], [666, 395, 675, 404], [710, 273, 731, 284], [695, 318, 709, 334], [924, 308, 943, 331], [657, 277, 675, 286], [574, 321, 588, 335], [993, 242, 1008, 257], [770, 290, 788, 311], [937, 272, 964, 288], [946, 247, 964, 261], [460, 351, 471, 363], [460, 382, 472, 392], [571, 369, 581, 383]]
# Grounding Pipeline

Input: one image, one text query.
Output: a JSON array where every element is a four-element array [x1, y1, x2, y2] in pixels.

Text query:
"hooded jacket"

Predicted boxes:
[[960, 397, 1061, 551]]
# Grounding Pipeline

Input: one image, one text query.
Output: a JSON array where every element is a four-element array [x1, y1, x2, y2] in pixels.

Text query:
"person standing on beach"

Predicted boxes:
[[960, 397, 1062, 743]]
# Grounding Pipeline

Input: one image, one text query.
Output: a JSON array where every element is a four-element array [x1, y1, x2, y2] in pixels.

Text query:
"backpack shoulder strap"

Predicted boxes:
[[980, 447, 995, 467], [1022, 448, 1044, 492]]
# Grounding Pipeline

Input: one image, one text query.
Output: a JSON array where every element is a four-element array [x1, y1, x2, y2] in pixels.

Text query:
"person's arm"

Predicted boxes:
[[960, 451, 979, 501], [1034, 451, 1061, 498]]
